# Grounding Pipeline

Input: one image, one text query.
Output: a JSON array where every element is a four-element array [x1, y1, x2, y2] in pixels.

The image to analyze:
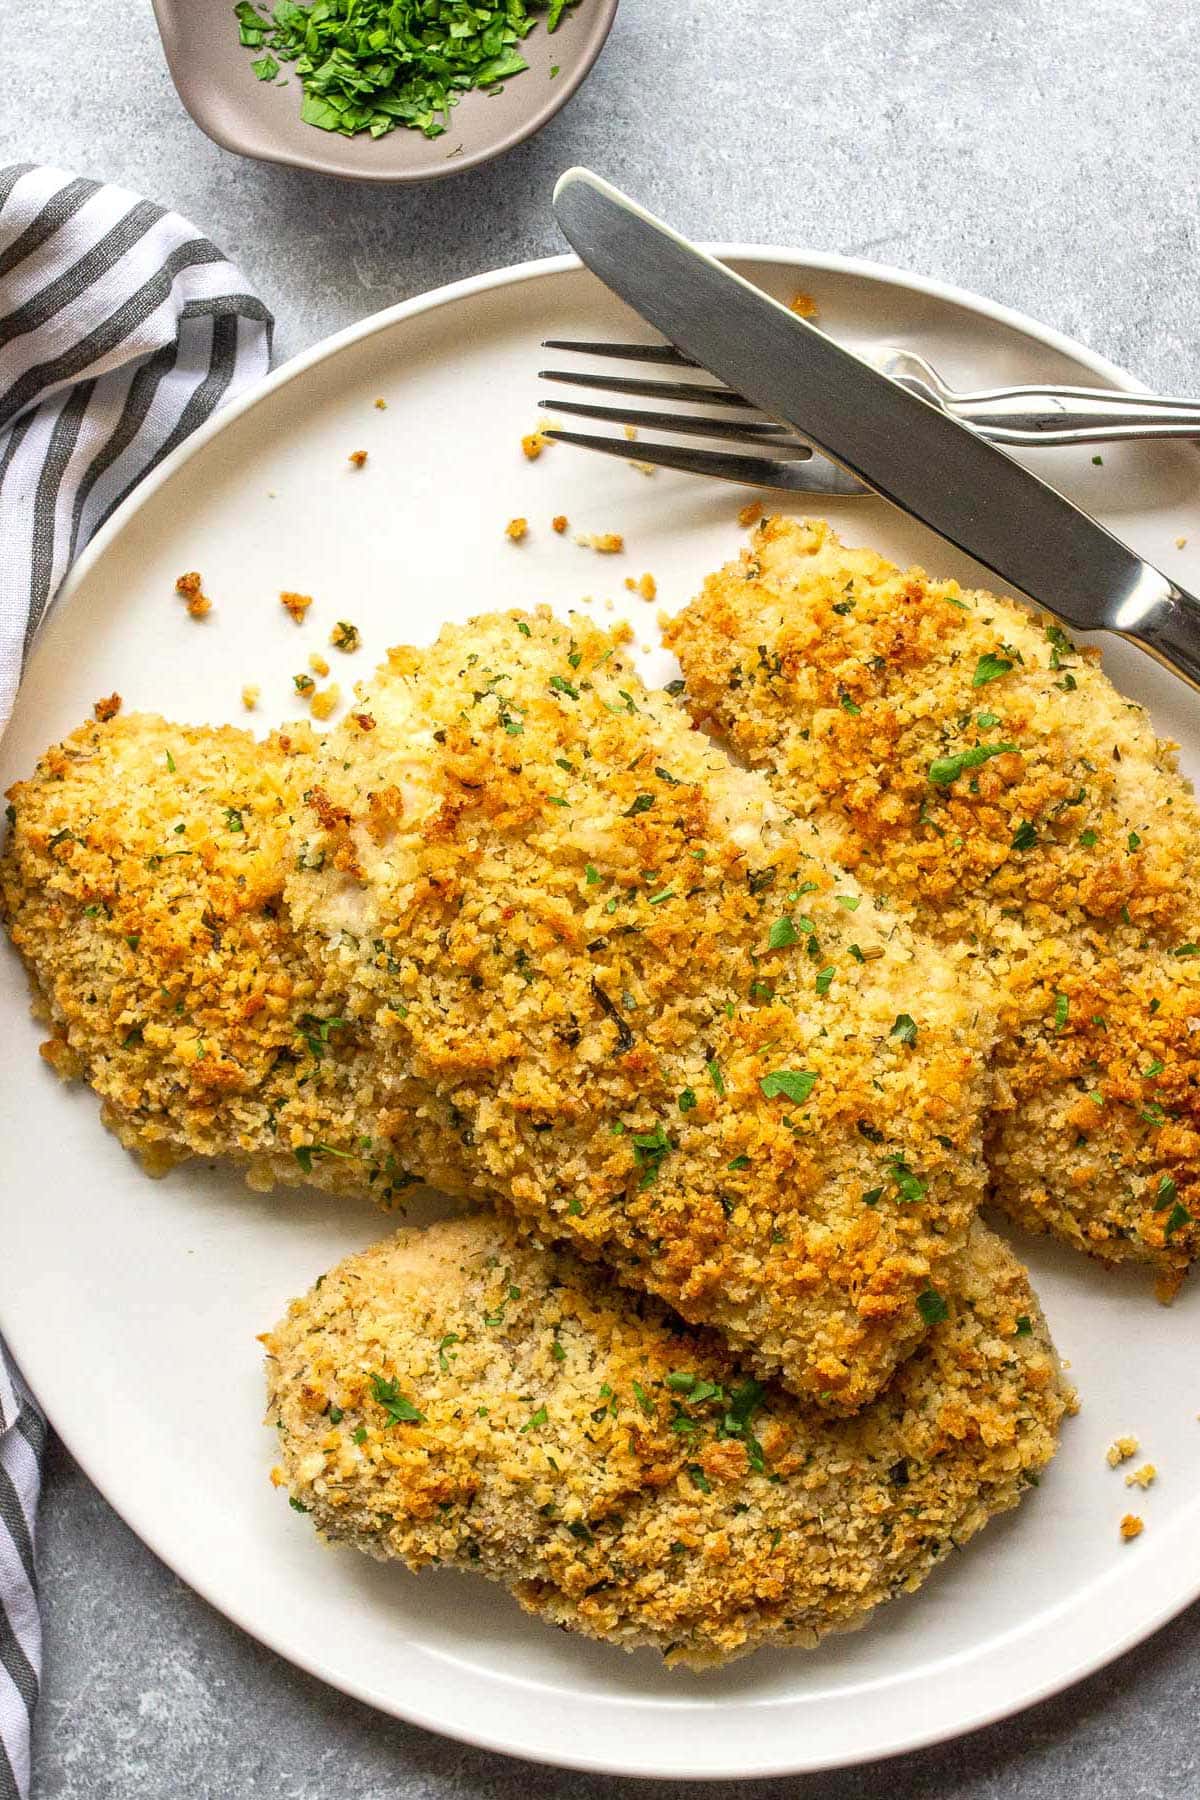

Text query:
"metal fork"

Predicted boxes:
[[538, 339, 1200, 496]]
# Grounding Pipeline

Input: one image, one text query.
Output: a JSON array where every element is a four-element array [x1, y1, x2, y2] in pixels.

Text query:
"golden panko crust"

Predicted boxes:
[[283, 607, 993, 1409], [0, 714, 416, 1202], [264, 1212, 1068, 1669], [664, 516, 1200, 1285]]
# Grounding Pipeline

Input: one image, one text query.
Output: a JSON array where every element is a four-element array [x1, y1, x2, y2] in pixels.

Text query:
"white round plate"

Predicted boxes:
[[3, 250, 1200, 1781]]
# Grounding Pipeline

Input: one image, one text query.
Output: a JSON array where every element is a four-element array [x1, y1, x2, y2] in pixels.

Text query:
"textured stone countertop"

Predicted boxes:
[[3, 0, 1200, 1793]]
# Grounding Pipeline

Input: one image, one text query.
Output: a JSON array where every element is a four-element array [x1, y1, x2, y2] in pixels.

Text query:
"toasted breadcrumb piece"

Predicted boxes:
[[623, 424, 638, 441], [1125, 1463, 1157, 1489], [1119, 1513, 1144, 1540], [521, 425, 554, 460], [92, 694, 121, 723], [330, 621, 361, 654], [174, 572, 211, 618], [1107, 1435, 1139, 1466], [280, 591, 313, 625], [505, 518, 528, 542], [576, 531, 624, 553], [308, 653, 330, 678], [309, 684, 341, 721], [1176, 536, 1188, 549], [789, 290, 818, 319], [241, 685, 260, 711], [374, 398, 387, 410], [352, 711, 375, 732], [266, 1213, 1067, 1669], [738, 499, 765, 528], [293, 673, 315, 697], [552, 514, 568, 534], [348, 450, 368, 469]]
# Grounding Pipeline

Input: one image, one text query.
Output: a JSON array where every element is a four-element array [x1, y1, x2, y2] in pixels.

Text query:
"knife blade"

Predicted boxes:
[[552, 168, 1200, 694]]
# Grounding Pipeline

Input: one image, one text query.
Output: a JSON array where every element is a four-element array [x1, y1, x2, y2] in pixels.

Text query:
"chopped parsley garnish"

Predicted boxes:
[[623, 793, 655, 817], [706, 1059, 725, 1095], [727, 1153, 751, 1170], [631, 1121, 673, 1187], [976, 711, 1001, 729], [233, 0, 581, 140], [815, 965, 835, 995], [584, 863, 601, 885], [972, 652, 1013, 687], [369, 1374, 425, 1426], [520, 1405, 549, 1433], [1128, 831, 1142, 852], [767, 916, 800, 950], [1173, 943, 1200, 959], [838, 689, 861, 716], [678, 1087, 698, 1113], [1079, 828, 1098, 847], [631, 1380, 655, 1418], [928, 741, 1019, 786], [1014, 1314, 1033, 1336], [916, 1287, 949, 1325], [1154, 1174, 1177, 1209], [437, 1333, 460, 1373], [1165, 1202, 1191, 1238], [289, 1495, 310, 1512], [549, 674, 579, 700], [888, 1159, 927, 1204], [1053, 993, 1069, 1031], [1011, 820, 1038, 851], [516, 620, 532, 637], [891, 1014, 918, 1045], [759, 1068, 817, 1105]]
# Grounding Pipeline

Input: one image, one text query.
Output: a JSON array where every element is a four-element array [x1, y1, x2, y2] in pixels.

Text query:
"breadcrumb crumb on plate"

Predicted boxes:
[[280, 591, 313, 625], [1120, 1514, 1145, 1540], [1107, 1435, 1140, 1466]]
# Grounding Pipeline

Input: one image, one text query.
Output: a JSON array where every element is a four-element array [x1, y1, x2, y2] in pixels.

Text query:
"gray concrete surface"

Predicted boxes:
[[3, 0, 1200, 1792]]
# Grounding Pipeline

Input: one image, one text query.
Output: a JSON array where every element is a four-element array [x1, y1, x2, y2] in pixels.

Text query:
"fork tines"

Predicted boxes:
[[536, 337, 864, 496]]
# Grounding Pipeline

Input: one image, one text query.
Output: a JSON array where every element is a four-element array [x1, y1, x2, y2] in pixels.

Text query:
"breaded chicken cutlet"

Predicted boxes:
[[282, 607, 993, 1409], [265, 1211, 1069, 1669], [0, 714, 413, 1202], [665, 517, 1200, 1289]]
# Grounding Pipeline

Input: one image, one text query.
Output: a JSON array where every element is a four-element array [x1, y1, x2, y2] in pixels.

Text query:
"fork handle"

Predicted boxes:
[[940, 388, 1200, 446]]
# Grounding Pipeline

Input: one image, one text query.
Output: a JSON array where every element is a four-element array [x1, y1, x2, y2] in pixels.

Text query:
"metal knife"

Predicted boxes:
[[553, 167, 1200, 694]]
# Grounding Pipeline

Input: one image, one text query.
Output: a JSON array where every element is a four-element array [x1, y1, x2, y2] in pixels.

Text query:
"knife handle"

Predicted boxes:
[[1120, 575, 1200, 695]]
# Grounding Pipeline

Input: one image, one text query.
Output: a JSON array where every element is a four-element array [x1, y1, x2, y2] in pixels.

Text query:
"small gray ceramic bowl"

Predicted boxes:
[[151, 0, 619, 184]]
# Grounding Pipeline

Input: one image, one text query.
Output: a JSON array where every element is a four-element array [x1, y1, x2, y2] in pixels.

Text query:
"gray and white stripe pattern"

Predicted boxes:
[[0, 162, 273, 1800]]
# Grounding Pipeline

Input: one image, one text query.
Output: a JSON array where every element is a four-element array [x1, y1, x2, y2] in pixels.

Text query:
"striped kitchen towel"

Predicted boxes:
[[0, 161, 273, 1800]]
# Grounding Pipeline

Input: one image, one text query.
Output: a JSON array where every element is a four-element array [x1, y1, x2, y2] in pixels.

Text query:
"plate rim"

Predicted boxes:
[[8, 245, 1193, 1781]]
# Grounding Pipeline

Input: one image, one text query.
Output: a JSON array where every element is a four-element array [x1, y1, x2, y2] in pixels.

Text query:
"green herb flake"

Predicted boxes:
[[623, 793, 655, 818], [891, 1014, 918, 1045], [549, 674, 579, 700], [369, 1373, 425, 1426], [678, 1087, 698, 1113], [1011, 820, 1038, 851], [928, 741, 1019, 786], [815, 965, 835, 995], [706, 1059, 725, 1096], [1014, 1314, 1033, 1336], [767, 916, 800, 950], [972, 652, 1013, 687], [1053, 993, 1069, 1031], [1165, 1202, 1191, 1238], [1080, 828, 1098, 847], [759, 1068, 818, 1105], [520, 1405, 549, 1433], [917, 1287, 949, 1325]]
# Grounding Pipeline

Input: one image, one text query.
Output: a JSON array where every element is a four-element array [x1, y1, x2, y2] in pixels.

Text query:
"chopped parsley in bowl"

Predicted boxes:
[[234, 0, 583, 140]]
